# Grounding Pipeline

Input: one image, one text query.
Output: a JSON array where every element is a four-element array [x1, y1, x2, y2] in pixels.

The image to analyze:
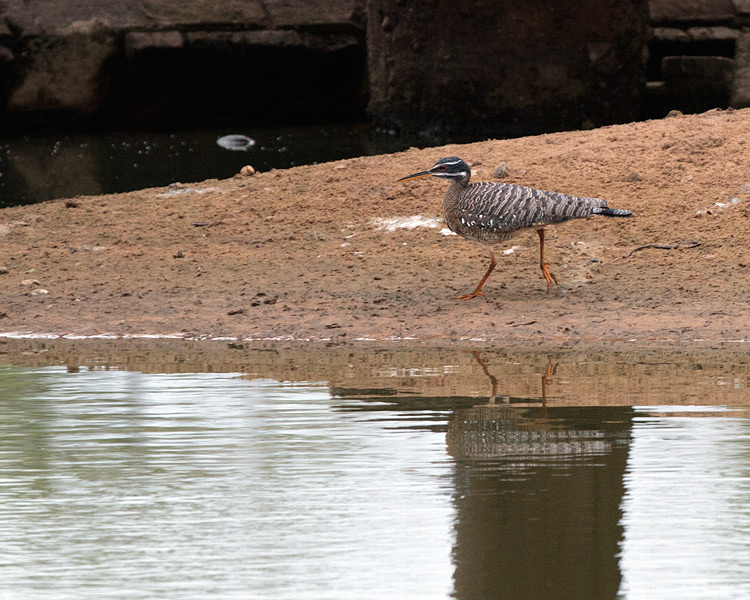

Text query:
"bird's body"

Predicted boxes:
[[398, 157, 632, 299], [442, 179, 626, 243]]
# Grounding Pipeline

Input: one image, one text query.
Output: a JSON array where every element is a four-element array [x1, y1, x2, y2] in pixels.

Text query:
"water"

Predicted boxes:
[[619, 407, 750, 599], [0, 123, 425, 207], [0, 347, 749, 599]]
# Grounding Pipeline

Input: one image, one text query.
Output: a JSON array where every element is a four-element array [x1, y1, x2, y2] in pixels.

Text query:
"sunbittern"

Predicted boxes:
[[398, 156, 632, 299]]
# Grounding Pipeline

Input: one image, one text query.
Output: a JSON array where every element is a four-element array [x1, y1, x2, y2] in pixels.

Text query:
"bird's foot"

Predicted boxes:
[[541, 262, 558, 293], [456, 290, 485, 300]]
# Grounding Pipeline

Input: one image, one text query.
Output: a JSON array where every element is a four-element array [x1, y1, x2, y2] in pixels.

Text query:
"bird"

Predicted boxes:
[[398, 156, 632, 300]]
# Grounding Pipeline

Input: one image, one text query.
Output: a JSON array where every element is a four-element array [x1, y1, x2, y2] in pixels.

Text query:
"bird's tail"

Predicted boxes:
[[595, 207, 632, 217]]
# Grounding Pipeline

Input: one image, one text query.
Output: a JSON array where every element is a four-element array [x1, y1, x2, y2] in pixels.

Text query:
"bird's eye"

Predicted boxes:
[[439, 165, 447, 171]]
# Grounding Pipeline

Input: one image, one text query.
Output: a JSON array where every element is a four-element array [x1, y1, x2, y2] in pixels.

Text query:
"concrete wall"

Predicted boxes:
[[1, 0, 749, 134], [0, 0, 367, 129], [646, 0, 750, 114], [366, 0, 648, 137]]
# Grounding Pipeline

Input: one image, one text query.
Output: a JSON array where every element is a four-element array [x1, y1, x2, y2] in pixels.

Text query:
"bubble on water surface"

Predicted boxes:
[[216, 134, 256, 151]]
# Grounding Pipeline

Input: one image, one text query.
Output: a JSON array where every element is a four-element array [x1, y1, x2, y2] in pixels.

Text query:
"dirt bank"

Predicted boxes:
[[1, 108, 749, 344]]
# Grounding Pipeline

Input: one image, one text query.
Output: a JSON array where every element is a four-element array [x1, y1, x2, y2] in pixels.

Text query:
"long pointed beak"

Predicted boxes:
[[397, 169, 432, 182]]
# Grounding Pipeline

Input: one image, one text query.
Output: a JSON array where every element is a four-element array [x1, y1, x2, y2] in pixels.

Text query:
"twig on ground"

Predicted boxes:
[[624, 241, 700, 258]]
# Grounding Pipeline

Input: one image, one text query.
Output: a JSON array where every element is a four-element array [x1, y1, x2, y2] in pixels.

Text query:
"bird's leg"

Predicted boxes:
[[540, 359, 558, 415], [537, 228, 558, 293], [464, 350, 499, 403], [457, 248, 497, 300]]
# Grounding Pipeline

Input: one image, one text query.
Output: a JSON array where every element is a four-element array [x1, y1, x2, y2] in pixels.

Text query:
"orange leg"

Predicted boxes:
[[537, 229, 558, 293], [465, 350, 499, 403], [457, 248, 497, 300], [540, 359, 555, 414]]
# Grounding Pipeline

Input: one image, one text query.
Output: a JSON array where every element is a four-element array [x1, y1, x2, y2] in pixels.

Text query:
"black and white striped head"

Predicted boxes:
[[398, 157, 471, 185]]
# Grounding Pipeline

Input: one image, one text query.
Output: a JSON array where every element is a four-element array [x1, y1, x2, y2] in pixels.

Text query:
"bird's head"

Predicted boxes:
[[397, 157, 471, 185]]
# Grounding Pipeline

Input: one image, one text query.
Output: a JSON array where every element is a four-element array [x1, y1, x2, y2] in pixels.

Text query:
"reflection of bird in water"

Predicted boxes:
[[449, 354, 613, 461], [466, 350, 499, 403], [466, 351, 557, 410], [398, 157, 632, 299], [541, 359, 556, 413]]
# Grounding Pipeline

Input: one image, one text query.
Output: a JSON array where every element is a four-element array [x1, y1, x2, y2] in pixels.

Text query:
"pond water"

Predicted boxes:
[[0, 346, 749, 599], [0, 123, 427, 207]]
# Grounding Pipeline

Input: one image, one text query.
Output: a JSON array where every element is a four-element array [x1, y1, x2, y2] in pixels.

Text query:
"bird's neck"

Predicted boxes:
[[444, 179, 468, 206], [443, 180, 469, 224]]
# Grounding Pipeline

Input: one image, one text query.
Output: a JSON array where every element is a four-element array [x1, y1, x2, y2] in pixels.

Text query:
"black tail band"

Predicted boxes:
[[600, 207, 632, 217]]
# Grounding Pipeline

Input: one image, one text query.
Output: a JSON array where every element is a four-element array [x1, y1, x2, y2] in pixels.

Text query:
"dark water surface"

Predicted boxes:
[[0, 343, 749, 599], [0, 123, 425, 207]]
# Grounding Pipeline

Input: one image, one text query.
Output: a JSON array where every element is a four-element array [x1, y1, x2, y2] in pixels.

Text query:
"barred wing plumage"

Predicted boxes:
[[444, 182, 612, 243]]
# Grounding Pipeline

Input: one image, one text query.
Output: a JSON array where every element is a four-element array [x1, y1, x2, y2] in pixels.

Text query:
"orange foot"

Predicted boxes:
[[541, 262, 559, 293], [456, 290, 485, 300]]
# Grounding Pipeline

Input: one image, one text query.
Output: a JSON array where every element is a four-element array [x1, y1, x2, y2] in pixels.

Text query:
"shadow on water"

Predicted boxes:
[[0, 339, 749, 599]]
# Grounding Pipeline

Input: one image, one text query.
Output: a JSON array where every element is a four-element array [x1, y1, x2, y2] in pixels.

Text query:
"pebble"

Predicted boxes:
[[492, 163, 509, 178], [240, 165, 256, 176]]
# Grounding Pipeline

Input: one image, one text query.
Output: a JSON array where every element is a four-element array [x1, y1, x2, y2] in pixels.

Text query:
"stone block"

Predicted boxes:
[[8, 1, 268, 33], [0, 0, 363, 33], [661, 55, 734, 81], [8, 29, 118, 115], [685, 26, 740, 40], [652, 27, 691, 42], [125, 31, 184, 57], [264, 0, 364, 28], [137, 0, 267, 28], [367, 0, 649, 137], [0, 0, 367, 128], [731, 32, 750, 105], [650, 0, 736, 24], [185, 30, 304, 49]]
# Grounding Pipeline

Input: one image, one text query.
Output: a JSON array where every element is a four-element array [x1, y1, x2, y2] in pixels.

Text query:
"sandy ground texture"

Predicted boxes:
[[1, 108, 749, 345]]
